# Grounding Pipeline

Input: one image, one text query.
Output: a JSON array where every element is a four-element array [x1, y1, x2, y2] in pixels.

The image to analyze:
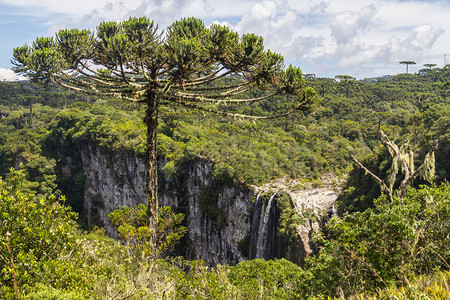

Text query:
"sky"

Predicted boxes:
[[1, 0, 449, 81]]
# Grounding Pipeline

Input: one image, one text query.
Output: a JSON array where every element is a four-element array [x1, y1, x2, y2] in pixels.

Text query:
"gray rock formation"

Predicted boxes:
[[159, 160, 254, 265], [254, 176, 342, 264], [79, 143, 146, 235], [75, 143, 253, 265], [61, 142, 340, 266]]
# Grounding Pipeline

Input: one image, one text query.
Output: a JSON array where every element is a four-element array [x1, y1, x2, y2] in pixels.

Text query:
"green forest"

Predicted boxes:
[[1, 64, 450, 299]]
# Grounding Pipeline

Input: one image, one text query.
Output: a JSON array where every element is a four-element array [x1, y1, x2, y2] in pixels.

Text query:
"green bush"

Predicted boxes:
[[24, 285, 85, 300], [0, 167, 79, 298], [212, 162, 235, 183], [172, 259, 239, 299], [109, 204, 186, 259], [304, 183, 450, 298], [228, 259, 305, 299]]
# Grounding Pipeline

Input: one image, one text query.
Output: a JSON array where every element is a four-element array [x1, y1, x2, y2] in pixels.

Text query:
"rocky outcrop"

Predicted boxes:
[[160, 161, 254, 265], [73, 143, 253, 265], [60, 142, 340, 266], [79, 143, 146, 235], [291, 187, 339, 256], [254, 176, 342, 265]]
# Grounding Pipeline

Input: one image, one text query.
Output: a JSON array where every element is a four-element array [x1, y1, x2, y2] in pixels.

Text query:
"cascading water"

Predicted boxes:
[[255, 193, 276, 257], [249, 191, 263, 259], [249, 192, 283, 259]]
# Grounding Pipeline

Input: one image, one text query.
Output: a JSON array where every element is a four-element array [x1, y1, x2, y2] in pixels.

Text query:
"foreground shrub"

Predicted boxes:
[[172, 259, 239, 299], [109, 204, 186, 259], [228, 258, 305, 299], [304, 183, 450, 298], [0, 167, 79, 298]]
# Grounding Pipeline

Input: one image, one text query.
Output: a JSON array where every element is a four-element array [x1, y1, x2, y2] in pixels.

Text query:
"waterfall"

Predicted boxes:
[[331, 204, 338, 216], [250, 192, 282, 259], [249, 191, 262, 259], [255, 193, 276, 257], [327, 204, 338, 219]]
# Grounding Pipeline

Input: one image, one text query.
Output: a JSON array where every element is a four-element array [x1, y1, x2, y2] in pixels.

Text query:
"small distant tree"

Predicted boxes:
[[335, 75, 356, 98], [12, 17, 316, 256], [351, 131, 437, 202], [399, 61, 416, 74], [423, 63, 437, 69]]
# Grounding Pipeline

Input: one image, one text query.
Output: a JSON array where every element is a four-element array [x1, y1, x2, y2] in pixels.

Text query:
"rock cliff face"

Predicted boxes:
[[159, 160, 254, 265], [61, 142, 339, 266], [78, 143, 147, 235], [254, 176, 342, 265], [74, 143, 253, 265]]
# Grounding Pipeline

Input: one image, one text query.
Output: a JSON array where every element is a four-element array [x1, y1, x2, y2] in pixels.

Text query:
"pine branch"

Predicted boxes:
[[56, 78, 146, 102], [182, 80, 252, 93], [178, 67, 230, 88], [172, 90, 281, 103], [165, 95, 305, 120]]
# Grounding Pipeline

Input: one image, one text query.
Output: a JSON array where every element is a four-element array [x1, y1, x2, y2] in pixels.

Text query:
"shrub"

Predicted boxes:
[[109, 204, 186, 259], [228, 259, 305, 299], [304, 182, 450, 298], [0, 167, 79, 298]]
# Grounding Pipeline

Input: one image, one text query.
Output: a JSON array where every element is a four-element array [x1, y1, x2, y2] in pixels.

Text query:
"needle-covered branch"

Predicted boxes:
[[173, 90, 282, 103], [164, 94, 311, 120]]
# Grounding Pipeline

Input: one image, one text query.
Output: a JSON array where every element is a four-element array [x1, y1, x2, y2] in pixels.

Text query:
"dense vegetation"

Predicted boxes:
[[1, 168, 448, 298], [1, 66, 450, 298], [2, 67, 449, 188]]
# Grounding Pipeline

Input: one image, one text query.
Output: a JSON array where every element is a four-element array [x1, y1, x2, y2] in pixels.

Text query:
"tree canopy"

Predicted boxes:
[[12, 17, 315, 113], [399, 60, 416, 74]]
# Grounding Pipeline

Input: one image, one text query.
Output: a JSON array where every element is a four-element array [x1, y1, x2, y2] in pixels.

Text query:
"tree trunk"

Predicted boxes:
[[145, 90, 158, 256], [29, 98, 33, 128]]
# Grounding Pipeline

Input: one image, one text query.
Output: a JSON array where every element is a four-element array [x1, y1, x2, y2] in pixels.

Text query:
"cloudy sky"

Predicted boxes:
[[1, 0, 449, 81]]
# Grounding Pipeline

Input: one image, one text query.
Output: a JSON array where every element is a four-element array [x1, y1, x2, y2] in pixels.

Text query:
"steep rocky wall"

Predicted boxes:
[[76, 143, 253, 265], [160, 161, 254, 265], [61, 142, 339, 266], [254, 176, 342, 265], [78, 143, 147, 235]]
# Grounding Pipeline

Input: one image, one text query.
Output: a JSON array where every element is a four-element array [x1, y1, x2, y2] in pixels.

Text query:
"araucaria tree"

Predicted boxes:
[[12, 17, 316, 255], [399, 60, 416, 74]]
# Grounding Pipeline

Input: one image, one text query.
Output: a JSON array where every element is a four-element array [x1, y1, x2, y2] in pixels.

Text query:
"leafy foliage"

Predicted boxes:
[[109, 204, 186, 259], [0, 167, 78, 298], [304, 183, 450, 298], [227, 258, 305, 299]]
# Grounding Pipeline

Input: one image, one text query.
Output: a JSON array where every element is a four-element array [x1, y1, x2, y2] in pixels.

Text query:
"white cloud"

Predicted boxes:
[[286, 0, 329, 14], [1, 0, 450, 78], [330, 5, 377, 45], [236, 1, 313, 57], [0, 68, 24, 81]]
